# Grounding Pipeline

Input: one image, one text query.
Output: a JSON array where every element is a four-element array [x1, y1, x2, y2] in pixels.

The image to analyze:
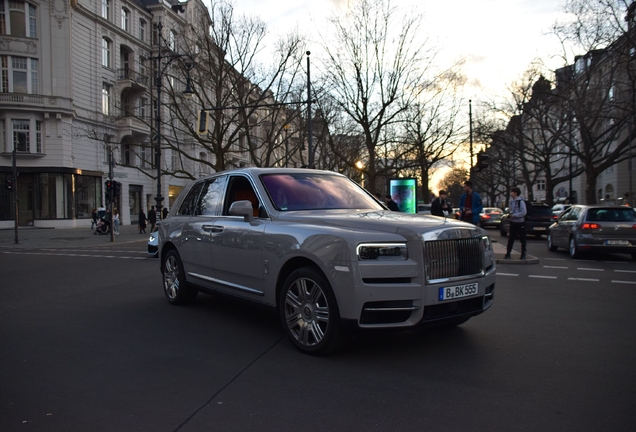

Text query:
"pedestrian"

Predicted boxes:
[[505, 187, 527, 260], [104, 208, 112, 233], [458, 180, 483, 225], [113, 208, 120, 235], [90, 208, 98, 230], [139, 209, 148, 234], [148, 205, 157, 232], [162, 207, 169, 219], [385, 195, 399, 211], [431, 190, 451, 217]]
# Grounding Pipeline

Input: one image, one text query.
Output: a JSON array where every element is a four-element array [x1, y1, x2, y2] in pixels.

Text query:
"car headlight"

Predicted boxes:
[[356, 243, 408, 261], [481, 235, 492, 252]]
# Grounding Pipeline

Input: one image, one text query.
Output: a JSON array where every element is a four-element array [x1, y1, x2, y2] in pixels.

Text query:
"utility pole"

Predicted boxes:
[[469, 99, 473, 177], [307, 51, 313, 169], [108, 148, 115, 243], [12, 146, 18, 244]]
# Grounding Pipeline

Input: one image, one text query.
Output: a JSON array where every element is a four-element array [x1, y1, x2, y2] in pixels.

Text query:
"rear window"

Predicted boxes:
[[586, 208, 636, 222], [527, 205, 553, 216]]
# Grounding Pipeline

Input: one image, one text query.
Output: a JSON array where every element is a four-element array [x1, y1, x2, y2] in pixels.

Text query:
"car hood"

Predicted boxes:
[[274, 209, 481, 236]]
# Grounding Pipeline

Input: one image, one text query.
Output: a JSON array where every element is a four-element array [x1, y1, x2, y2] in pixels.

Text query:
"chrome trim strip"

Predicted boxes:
[[188, 272, 264, 296], [334, 265, 350, 272], [363, 306, 420, 312]]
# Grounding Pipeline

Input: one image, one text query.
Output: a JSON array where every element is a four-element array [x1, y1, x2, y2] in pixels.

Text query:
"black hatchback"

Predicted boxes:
[[500, 202, 557, 238]]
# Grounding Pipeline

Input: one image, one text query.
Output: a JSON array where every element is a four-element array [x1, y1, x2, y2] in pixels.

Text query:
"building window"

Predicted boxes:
[[168, 29, 176, 51], [0, 55, 38, 93], [12, 119, 29, 151], [101, 0, 109, 20], [120, 8, 128, 31], [121, 142, 131, 166], [102, 38, 111, 68], [139, 96, 147, 118], [0, 0, 37, 37], [102, 83, 111, 115], [536, 180, 546, 191], [139, 55, 147, 81], [35, 119, 41, 152], [139, 19, 146, 42]]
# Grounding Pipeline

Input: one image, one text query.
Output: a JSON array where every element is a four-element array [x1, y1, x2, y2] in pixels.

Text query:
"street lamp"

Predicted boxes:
[[149, 22, 196, 221]]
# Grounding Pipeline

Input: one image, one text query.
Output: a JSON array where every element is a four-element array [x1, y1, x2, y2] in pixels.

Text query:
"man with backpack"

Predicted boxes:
[[505, 187, 527, 260]]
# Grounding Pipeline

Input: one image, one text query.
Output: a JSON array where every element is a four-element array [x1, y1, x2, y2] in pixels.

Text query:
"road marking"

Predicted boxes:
[[529, 275, 557, 279], [611, 280, 636, 285], [544, 266, 568, 269], [614, 270, 636, 274], [497, 272, 519, 277], [41, 248, 147, 254], [577, 268, 604, 272], [568, 277, 599, 282], [544, 258, 566, 261]]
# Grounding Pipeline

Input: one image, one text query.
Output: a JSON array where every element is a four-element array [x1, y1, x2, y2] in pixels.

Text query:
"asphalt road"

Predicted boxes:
[[1, 235, 635, 431]]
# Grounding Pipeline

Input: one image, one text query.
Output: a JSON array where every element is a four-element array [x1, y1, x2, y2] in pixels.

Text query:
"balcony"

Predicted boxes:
[[0, 93, 73, 114], [115, 115, 151, 141], [116, 69, 150, 93]]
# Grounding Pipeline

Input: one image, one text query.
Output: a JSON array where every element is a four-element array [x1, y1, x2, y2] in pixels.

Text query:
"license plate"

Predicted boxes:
[[606, 240, 630, 245], [533, 227, 547, 231], [439, 283, 479, 301]]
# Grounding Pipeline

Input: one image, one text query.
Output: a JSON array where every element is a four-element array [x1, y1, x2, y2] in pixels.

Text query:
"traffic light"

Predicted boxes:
[[113, 181, 121, 197], [475, 152, 490, 172], [5, 178, 13, 190], [197, 110, 209, 134], [104, 179, 113, 201]]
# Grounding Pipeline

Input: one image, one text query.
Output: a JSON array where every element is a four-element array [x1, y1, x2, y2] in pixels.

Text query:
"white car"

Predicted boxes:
[[417, 204, 432, 215], [552, 204, 571, 217], [148, 230, 159, 257]]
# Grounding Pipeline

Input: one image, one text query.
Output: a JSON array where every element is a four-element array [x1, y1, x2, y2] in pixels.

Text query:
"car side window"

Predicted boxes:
[[568, 208, 581, 221], [177, 181, 205, 216], [559, 208, 572, 221], [196, 176, 227, 216]]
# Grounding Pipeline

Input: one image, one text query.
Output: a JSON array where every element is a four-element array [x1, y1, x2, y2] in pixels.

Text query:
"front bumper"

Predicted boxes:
[[335, 264, 497, 329]]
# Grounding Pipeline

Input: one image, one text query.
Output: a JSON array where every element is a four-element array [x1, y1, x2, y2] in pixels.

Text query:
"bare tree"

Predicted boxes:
[[553, 0, 635, 204], [320, 0, 433, 194]]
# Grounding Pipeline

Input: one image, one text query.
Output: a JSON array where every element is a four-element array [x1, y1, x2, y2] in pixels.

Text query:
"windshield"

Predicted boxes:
[[260, 173, 383, 211], [586, 208, 636, 222]]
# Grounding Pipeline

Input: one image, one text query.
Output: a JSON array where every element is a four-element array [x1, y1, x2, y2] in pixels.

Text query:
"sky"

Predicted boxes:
[[225, 0, 572, 191], [230, 0, 570, 101]]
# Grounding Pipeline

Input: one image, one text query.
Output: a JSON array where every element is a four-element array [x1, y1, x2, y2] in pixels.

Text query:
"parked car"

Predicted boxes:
[[417, 204, 432, 215], [552, 203, 571, 217], [479, 207, 503, 228], [500, 202, 556, 238], [547, 205, 636, 259], [148, 229, 159, 257], [158, 168, 496, 355]]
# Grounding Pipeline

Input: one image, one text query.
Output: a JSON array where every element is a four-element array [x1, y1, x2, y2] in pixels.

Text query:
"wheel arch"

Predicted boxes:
[[275, 257, 327, 309]]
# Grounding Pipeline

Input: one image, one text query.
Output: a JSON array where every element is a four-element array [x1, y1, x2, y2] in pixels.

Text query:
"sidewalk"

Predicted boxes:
[[492, 240, 539, 264], [0, 223, 148, 250]]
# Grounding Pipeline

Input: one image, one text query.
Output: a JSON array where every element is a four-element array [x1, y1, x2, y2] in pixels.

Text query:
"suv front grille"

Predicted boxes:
[[424, 238, 484, 282]]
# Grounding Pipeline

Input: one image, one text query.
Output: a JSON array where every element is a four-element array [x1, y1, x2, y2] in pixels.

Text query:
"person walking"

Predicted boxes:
[[505, 187, 527, 260], [162, 207, 169, 219], [148, 205, 157, 232], [138, 209, 148, 234], [385, 195, 399, 211], [458, 180, 483, 225], [431, 190, 451, 217], [90, 208, 98, 230], [113, 208, 120, 235]]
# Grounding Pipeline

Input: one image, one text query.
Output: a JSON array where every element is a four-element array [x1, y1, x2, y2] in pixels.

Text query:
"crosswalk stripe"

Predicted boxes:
[[568, 277, 599, 282], [529, 275, 557, 279], [497, 273, 519, 277], [611, 280, 636, 284]]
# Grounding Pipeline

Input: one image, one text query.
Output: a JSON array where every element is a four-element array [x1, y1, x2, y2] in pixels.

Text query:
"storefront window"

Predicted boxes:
[[76, 175, 100, 219]]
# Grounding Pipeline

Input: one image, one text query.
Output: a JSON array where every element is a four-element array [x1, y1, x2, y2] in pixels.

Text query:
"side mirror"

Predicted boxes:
[[229, 200, 254, 222]]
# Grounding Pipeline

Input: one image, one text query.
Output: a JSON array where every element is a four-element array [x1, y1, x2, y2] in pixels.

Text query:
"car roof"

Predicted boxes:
[[206, 167, 347, 178]]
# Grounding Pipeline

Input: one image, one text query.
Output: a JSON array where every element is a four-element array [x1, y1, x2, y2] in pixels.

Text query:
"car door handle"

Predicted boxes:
[[202, 225, 224, 233]]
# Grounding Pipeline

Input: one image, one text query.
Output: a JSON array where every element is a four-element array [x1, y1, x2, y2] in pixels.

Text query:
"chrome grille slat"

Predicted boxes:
[[425, 238, 484, 283]]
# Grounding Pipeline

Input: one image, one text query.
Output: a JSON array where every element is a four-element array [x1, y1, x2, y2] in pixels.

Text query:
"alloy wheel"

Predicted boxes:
[[163, 254, 180, 300], [284, 277, 330, 347]]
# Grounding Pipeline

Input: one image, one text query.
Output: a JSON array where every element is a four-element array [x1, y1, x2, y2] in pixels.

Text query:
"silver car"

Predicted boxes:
[[547, 205, 636, 259], [158, 168, 496, 355]]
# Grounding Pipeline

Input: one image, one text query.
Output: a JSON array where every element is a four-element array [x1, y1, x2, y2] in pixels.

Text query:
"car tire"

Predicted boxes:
[[279, 266, 342, 356], [162, 250, 198, 305], [547, 233, 558, 251], [569, 237, 581, 259]]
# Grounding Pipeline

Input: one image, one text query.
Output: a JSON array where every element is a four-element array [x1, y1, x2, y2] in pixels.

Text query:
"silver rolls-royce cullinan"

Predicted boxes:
[[158, 168, 496, 355]]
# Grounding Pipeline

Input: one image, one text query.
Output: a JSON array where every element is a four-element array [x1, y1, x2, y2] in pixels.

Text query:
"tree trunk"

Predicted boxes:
[[585, 167, 599, 205]]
